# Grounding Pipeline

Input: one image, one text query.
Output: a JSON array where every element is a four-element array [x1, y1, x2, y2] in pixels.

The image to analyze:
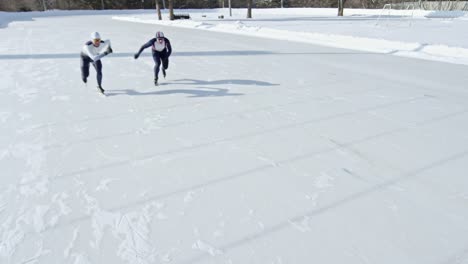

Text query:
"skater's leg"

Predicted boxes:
[[92, 60, 104, 93], [80, 55, 91, 83], [162, 57, 169, 70], [92, 60, 103, 87], [161, 57, 169, 78], [152, 52, 162, 82]]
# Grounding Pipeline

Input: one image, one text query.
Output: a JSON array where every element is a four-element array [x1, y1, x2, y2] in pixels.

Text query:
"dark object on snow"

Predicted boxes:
[[218, 15, 224, 19], [173, 14, 190, 20]]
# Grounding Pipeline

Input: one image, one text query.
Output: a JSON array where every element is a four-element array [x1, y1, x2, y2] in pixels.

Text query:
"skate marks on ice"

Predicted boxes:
[[20, 82, 378, 153], [44, 119, 468, 239], [54, 186, 168, 263], [177, 149, 468, 264], [72, 188, 163, 263], [288, 172, 335, 233], [0, 138, 160, 263], [192, 240, 223, 256], [8, 102, 466, 262], [52, 94, 445, 181], [95, 178, 117, 192], [0, 140, 73, 261]]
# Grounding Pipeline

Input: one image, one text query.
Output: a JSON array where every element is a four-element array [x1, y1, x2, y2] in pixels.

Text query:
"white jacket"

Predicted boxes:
[[82, 39, 111, 62]]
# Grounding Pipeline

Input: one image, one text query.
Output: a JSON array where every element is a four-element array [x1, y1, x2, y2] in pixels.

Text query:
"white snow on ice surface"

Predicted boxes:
[[1, 7, 468, 264]]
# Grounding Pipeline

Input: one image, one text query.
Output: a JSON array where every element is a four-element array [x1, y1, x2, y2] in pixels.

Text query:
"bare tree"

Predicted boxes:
[[40, 0, 47, 10], [247, 0, 252, 18], [338, 0, 347, 16], [156, 0, 162, 19], [168, 0, 174, 20], [0, 0, 15, 11]]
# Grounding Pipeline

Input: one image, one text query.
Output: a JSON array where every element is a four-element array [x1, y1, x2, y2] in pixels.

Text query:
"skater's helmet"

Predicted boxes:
[[90, 32, 101, 40], [155, 31, 164, 39]]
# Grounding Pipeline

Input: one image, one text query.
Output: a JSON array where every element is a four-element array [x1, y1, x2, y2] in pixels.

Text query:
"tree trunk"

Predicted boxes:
[[156, 0, 162, 20], [41, 0, 47, 11], [168, 0, 174, 20], [338, 0, 345, 16], [247, 0, 252, 18]]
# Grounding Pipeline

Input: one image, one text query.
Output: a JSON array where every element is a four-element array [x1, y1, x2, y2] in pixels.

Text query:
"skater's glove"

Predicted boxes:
[[103, 48, 112, 56], [134, 53, 139, 59]]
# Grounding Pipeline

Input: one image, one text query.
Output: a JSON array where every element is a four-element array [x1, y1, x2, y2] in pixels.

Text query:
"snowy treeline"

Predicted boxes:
[[0, 0, 466, 11]]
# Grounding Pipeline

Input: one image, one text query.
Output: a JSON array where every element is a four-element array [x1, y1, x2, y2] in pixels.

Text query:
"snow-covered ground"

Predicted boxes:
[[1, 8, 468, 264]]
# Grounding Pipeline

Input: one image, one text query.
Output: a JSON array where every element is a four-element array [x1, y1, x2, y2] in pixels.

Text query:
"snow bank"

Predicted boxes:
[[113, 11, 468, 66]]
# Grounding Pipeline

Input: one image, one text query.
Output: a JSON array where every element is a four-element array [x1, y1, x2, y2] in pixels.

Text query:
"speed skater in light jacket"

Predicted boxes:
[[80, 31, 113, 94]]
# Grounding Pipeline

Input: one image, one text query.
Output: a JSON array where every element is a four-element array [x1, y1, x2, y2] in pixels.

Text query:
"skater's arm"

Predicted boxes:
[[83, 44, 98, 61], [93, 53, 105, 61], [102, 39, 112, 54], [103, 39, 111, 49], [134, 39, 154, 59], [100, 40, 113, 56], [92, 50, 107, 62], [165, 38, 172, 57], [82, 43, 108, 62], [89, 40, 113, 62]]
